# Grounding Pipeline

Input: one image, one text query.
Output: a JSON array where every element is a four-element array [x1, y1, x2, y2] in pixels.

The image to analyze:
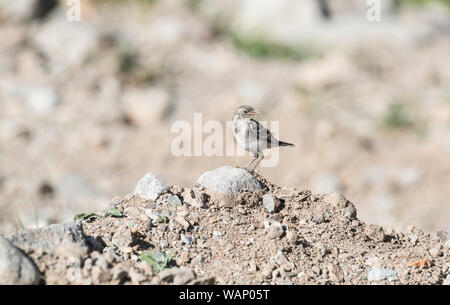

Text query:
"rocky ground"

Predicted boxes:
[[0, 0, 449, 237], [1, 167, 449, 285]]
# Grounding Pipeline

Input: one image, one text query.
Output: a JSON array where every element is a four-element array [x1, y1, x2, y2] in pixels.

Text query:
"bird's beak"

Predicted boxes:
[[249, 110, 260, 116]]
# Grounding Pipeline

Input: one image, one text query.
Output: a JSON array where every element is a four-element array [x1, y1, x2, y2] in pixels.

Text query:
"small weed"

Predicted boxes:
[[74, 212, 99, 221], [74, 207, 122, 221], [229, 32, 319, 61], [379, 102, 428, 136], [116, 48, 162, 85], [381, 103, 415, 130], [158, 215, 169, 224], [118, 49, 138, 75], [14, 212, 25, 231], [34, 207, 39, 229], [141, 250, 174, 273], [103, 207, 123, 218]]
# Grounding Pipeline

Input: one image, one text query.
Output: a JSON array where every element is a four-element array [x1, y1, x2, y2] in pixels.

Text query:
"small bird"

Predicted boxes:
[[232, 105, 295, 172]]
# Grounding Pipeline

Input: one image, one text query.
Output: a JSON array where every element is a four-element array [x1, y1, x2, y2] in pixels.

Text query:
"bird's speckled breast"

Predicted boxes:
[[233, 118, 249, 144]]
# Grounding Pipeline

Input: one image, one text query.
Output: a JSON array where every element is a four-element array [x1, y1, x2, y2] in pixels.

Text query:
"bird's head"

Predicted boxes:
[[234, 105, 260, 119]]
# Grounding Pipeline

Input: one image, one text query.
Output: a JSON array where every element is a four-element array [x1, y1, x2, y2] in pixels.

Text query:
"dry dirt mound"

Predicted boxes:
[[3, 169, 450, 285]]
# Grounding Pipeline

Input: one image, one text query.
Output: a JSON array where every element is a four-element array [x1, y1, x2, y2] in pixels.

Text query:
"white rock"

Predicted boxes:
[[134, 172, 167, 200], [367, 268, 398, 282], [196, 166, 263, 194], [262, 194, 277, 213]]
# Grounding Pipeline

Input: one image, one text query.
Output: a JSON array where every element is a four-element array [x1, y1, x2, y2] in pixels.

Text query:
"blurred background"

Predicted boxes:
[[0, 0, 449, 235]]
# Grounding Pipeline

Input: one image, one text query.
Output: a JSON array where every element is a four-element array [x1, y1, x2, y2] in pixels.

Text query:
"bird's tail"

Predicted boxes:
[[279, 141, 295, 147]]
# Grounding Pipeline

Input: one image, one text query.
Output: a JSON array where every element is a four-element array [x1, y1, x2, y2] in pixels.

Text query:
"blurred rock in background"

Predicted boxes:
[[0, 0, 449, 234]]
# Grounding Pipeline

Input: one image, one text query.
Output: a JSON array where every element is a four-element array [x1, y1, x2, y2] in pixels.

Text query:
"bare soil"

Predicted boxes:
[[20, 173, 450, 285]]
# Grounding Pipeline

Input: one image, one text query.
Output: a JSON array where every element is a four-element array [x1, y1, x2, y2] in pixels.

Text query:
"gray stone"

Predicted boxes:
[[262, 194, 280, 213], [180, 234, 193, 246], [408, 234, 419, 245], [312, 211, 330, 224], [213, 231, 223, 238], [323, 192, 349, 208], [316, 242, 330, 257], [165, 195, 182, 207], [134, 172, 167, 200], [286, 231, 297, 243], [182, 189, 205, 208], [311, 266, 321, 276], [367, 268, 398, 282], [328, 264, 344, 283], [160, 209, 173, 218], [272, 251, 289, 265], [7, 221, 85, 251], [175, 216, 191, 230], [365, 224, 386, 243], [342, 207, 357, 220], [267, 226, 283, 239], [196, 166, 264, 194], [145, 210, 163, 222], [111, 225, 134, 249], [191, 254, 204, 266], [124, 207, 140, 217], [0, 236, 40, 285]]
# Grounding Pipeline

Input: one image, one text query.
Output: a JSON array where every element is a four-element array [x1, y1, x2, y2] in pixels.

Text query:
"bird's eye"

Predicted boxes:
[[243, 110, 247, 114]]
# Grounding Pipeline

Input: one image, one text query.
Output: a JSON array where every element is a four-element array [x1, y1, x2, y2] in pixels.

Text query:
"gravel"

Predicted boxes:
[[2, 169, 448, 285]]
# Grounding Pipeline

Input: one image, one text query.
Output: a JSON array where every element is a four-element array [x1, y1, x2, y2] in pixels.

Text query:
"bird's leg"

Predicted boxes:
[[244, 154, 259, 169], [250, 153, 264, 172]]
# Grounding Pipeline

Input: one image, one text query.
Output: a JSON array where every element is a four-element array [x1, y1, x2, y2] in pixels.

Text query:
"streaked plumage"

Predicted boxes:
[[232, 105, 294, 171]]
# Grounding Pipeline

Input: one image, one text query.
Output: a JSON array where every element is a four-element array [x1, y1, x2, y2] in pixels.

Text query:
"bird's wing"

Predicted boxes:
[[248, 119, 277, 145]]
